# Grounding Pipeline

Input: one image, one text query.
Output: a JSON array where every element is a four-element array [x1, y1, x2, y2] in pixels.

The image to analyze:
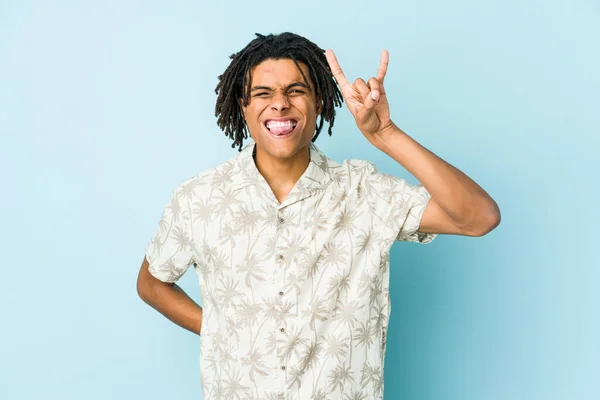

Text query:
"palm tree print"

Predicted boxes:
[[144, 142, 437, 399], [328, 361, 355, 393]]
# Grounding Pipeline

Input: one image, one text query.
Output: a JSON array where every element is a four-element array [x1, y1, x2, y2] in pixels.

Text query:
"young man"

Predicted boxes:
[[137, 32, 500, 400]]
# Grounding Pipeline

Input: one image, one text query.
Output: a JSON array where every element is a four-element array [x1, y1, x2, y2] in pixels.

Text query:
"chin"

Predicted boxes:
[[262, 139, 307, 160]]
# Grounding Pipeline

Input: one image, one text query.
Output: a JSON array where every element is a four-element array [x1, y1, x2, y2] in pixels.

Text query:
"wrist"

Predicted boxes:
[[371, 121, 405, 153]]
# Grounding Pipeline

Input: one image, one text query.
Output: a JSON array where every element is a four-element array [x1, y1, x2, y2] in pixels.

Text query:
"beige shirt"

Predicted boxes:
[[145, 142, 437, 400]]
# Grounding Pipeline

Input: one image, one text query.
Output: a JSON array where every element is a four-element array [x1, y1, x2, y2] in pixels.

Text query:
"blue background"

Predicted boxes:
[[1, 0, 598, 399]]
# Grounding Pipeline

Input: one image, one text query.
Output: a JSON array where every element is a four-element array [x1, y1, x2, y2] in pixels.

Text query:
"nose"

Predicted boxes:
[[270, 91, 289, 112]]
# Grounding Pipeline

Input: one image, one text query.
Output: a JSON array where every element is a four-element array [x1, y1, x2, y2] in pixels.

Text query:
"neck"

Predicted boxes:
[[253, 144, 310, 200]]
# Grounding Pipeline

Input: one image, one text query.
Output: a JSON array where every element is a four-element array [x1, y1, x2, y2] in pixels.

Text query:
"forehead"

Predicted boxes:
[[249, 58, 312, 86]]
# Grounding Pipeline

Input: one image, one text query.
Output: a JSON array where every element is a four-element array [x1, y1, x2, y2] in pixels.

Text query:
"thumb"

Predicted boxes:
[[357, 90, 381, 133]]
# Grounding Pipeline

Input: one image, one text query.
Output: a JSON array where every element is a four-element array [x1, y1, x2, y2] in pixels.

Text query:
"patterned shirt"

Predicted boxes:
[[145, 142, 437, 400]]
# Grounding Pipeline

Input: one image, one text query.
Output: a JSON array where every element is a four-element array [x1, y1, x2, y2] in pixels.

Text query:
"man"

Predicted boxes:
[[137, 32, 500, 400]]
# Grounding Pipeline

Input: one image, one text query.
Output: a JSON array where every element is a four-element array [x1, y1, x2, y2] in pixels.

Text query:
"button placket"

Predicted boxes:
[[275, 222, 285, 300], [274, 207, 288, 377], [277, 210, 285, 231], [275, 209, 286, 307]]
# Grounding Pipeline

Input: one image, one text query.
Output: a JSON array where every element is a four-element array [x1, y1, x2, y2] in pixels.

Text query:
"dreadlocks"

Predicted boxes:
[[214, 32, 344, 151]]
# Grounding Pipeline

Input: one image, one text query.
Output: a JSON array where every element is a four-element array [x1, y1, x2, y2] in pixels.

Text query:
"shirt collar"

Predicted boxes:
[[230, 141, 332, 196]]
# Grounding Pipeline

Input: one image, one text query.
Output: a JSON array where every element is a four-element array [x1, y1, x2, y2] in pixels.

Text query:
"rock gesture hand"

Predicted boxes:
[[325, 49, 394, 143]]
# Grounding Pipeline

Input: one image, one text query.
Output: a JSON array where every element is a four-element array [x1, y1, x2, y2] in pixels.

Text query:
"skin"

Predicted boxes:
[[323, 48, 501, 236], [137, 49, 501, 336], [240, 58, 323, 203], [136, 58, 323, 335], [137, 258, 202, 335]]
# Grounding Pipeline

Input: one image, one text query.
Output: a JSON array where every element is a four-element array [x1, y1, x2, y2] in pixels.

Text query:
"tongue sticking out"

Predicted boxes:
[[270, 125, 295, 135], [266, 120, 297, 136]]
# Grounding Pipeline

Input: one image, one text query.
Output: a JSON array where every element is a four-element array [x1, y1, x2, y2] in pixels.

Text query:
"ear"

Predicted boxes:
[[315, 95, 323, 115]]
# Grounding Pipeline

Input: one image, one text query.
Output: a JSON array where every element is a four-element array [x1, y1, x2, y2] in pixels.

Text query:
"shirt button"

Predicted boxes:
[[277, 392, 284, 398], [280, 327, 285, 333], [281, 365, 286, 370], [278, 217, 284, 224], [278, 291, 284, 296], [277, 254, 284, 261]]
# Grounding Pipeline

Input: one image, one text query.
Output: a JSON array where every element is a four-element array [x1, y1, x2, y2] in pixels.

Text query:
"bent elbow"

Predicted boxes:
[[137, 270, 154, 303], [137, 277, 149, 302], [472, 207, 501, 237]]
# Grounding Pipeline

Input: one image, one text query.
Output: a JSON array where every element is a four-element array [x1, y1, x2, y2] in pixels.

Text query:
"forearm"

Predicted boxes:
[[375, 122, 500, 228], [140, 281, 203, 336]]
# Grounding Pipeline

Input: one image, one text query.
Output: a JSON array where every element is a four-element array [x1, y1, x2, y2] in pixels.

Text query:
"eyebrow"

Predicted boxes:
[[250, 81, 311, 92]]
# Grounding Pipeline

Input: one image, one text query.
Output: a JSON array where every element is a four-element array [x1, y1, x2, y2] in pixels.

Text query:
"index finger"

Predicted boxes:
[[325, 49, 350, 88], [376, 50, 389, 84]]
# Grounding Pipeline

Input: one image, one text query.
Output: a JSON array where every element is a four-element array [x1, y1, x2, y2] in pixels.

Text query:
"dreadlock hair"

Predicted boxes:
[[214, 32, 344, 151]]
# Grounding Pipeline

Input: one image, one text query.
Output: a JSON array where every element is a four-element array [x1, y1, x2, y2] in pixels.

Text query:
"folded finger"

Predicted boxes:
[[354, 78, 371, 99]]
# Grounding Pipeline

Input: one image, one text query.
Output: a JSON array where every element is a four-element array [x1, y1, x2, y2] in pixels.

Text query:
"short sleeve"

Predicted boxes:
[[145, 182, 196, 283], [360, 161, 437, 244]]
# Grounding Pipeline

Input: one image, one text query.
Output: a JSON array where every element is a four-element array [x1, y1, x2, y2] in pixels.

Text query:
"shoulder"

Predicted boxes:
[[171, 153, 239, 199], [322, 154, 378, 184], [341, 158, 377, 174], [322, 154, 406, 198]]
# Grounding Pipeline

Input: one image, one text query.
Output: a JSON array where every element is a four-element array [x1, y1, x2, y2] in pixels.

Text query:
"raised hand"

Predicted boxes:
[[325, 48, 394, 142]]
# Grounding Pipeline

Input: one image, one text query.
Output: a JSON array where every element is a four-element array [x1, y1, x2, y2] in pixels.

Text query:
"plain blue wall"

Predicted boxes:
[[1, 0, 598, 399]]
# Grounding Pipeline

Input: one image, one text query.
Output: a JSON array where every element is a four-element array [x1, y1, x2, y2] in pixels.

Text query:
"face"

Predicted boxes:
[[241, 58, 321, 161]]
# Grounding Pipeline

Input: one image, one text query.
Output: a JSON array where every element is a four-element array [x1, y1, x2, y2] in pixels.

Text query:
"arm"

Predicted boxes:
[[375, 123, 500, 237], [325, 49, 500, 237], [137, 256, 203, 335]]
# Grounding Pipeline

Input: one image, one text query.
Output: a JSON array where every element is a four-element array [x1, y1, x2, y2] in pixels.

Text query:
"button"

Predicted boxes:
[[277, 254, 284, 261], [278, 217, 284, 224], [278, 291, 284, 296], [280, 327, 285, 333], [281, 365, 286, 370], [277, 392, 284, 398]]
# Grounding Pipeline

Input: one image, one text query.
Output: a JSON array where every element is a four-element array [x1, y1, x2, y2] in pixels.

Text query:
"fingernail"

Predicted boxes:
[[371, 90, 380, 101]]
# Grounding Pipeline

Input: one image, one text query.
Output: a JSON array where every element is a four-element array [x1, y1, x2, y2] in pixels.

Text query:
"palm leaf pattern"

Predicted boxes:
[[145, 143, 437, 399]]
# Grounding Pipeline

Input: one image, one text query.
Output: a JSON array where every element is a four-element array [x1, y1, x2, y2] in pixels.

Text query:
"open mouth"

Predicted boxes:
[[264, 119, 298, 137]]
